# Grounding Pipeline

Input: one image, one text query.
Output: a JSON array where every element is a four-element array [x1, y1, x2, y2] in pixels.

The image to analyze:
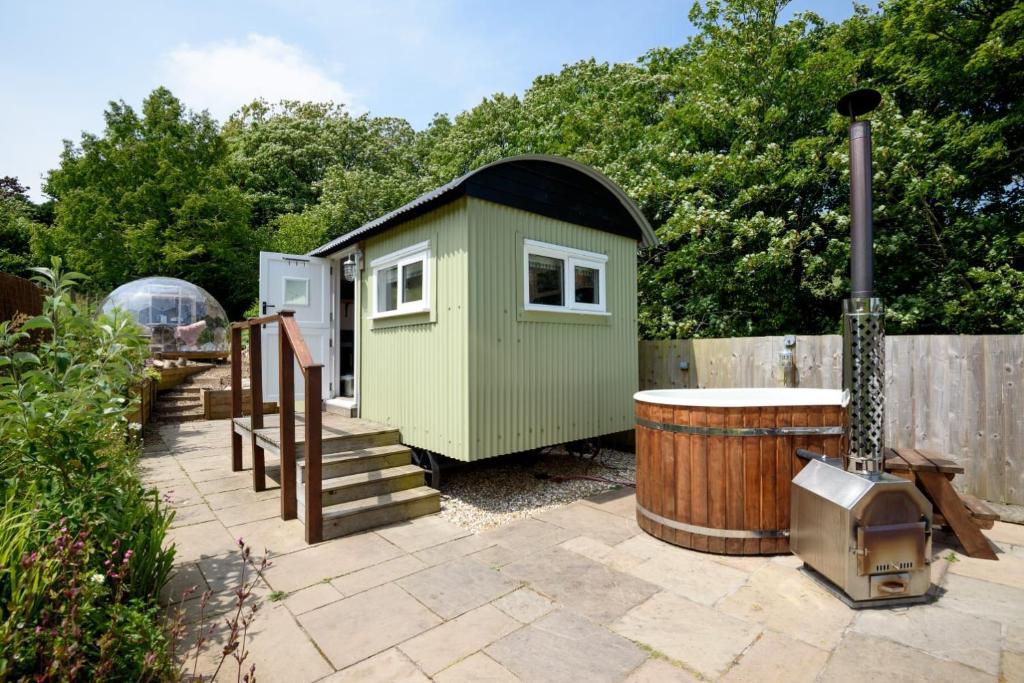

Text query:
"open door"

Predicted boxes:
[[258, 252, 332, 402]]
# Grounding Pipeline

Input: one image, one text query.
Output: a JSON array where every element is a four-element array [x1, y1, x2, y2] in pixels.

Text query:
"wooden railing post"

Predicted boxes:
[[249, 321, 266, 491], [230, 325, 243, 471], [278, 312, 297, 520], [304, 366, 323, 543]]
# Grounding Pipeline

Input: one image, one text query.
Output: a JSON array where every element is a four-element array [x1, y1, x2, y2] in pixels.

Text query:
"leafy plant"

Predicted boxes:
[[168, 539, 271, 682], [0, 257, 176, 679], [0, 496, 175, 681]]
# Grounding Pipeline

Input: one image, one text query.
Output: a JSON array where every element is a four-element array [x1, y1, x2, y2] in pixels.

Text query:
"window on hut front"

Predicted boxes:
[[372, 241, 430, 317], [524, 239, 607, 314]]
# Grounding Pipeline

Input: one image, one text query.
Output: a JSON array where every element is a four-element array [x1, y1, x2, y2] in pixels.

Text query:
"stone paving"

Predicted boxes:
[[147, 420, 1024, 682]]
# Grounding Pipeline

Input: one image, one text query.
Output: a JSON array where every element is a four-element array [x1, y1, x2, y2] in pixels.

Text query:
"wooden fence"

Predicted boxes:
[[0, 272, 43, 321], [639, 335, 1024, 506]]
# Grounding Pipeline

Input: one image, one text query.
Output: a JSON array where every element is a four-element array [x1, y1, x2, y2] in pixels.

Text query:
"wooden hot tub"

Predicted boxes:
[[634, 388, 847, 555]]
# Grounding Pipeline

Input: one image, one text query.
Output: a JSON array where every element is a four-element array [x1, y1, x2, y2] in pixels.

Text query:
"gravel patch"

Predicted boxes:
[[438, 448, 636, 532]]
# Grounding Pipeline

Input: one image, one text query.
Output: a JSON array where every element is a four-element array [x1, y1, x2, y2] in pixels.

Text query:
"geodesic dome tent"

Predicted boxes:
[[100, 277, 229, 354]]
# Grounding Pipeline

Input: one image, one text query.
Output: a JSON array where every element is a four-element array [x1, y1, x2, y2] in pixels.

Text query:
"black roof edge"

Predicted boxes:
[[308, 155, 658, 257]]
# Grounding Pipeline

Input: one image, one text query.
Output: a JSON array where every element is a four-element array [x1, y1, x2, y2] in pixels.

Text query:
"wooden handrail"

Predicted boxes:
[[231, 313, 278, 329], [230, 310, 324, 543]]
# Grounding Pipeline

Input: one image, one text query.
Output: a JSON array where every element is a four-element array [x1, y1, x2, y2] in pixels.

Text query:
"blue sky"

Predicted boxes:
[[2, 1, 864, 200]]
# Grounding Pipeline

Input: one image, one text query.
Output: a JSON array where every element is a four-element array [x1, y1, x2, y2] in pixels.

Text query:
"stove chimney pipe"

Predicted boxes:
[[849, 120, 873, 298], [837, 89, 885, 476]]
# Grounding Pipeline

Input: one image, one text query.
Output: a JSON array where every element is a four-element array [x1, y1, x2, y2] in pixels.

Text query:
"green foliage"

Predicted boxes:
[[1, 261, 146, 486], [37, 88, 256, 317], [0, 176, 43, 276], [0, 496, 174, 681], [224, 100, 430, 251], [0, 258, 176, 680], [28, 0, 1023, 336]]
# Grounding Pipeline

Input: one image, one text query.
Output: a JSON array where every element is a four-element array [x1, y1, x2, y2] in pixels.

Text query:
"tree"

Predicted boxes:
[[225, 100, 430, 254], [633, 0, 859, 337], [584, 0, 1020, 337], [29, 0, 1022, 334], [0, 176, 42, 275], [40, 88, 256, 316], [852, 0, 1024, 332], [224, 100, 368, 226]]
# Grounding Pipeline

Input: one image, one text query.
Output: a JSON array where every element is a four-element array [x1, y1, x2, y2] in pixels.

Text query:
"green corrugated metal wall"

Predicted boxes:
[[465, 198, 638, 460], [359, 200, 471, 458], [359, 197, 638, 462]]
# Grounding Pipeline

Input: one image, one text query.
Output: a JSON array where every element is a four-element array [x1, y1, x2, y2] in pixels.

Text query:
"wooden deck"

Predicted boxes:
[[232, 411, 439, 541], [234, 412, 395, 447]]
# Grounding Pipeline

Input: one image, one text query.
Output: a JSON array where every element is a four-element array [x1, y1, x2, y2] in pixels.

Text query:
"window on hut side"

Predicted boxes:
[[372, 241, 430, 317], [524, 239, 607, 314], [528, 254, 563, 306]]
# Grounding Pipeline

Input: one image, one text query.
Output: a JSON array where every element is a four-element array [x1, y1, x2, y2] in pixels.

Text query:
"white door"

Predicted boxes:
[[258, 252, 332, 403]]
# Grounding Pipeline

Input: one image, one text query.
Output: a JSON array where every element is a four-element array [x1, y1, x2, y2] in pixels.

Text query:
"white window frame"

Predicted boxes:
[[523, 238, 608, 314], [370, 240, 431, 318]]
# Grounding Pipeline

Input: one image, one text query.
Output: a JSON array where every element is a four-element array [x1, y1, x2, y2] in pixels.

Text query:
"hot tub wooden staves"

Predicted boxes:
[[634, 390, 847, 555]]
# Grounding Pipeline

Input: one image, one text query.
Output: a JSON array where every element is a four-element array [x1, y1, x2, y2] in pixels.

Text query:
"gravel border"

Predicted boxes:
[[438, 447, 636, 532]]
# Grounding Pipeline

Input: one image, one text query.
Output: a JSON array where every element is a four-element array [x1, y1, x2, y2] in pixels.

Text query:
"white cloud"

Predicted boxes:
[[160, 34, 358, 120]]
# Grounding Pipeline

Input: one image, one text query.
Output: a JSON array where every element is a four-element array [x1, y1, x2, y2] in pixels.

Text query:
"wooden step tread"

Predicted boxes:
[[321, 464, 424, 492], [158, 397, 203, 405], [156, 402, 203, 412], [155, 413, 204, 423], [300, 444, 411, 468], [322, 486, 439, 521], [156, 404, 203, 413], [255, 425, 400, 447], [161, 387, 203, 396]]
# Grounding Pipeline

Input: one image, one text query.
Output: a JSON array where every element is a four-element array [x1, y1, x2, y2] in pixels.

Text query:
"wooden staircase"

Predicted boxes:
[[232, 411, 439, 541], [155, 385, 205, 422], [154, 365, 229, 423]]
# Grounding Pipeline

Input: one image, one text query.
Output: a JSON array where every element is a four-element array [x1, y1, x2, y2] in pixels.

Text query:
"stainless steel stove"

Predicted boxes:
[[789, 89, 933, 607]]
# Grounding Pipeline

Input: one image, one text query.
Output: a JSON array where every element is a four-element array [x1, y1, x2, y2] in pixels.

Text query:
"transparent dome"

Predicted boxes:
[[100, 277, 230, 354]]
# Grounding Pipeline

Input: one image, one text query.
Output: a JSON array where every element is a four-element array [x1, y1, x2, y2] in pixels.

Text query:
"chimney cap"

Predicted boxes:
[[836, 88, 881, 119]]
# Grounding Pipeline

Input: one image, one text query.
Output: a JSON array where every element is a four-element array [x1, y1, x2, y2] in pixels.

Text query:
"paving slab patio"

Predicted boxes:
[[398, 604, 520, 675], [490, 587, 554, 624], [819, 633, 995, 683], [501, 545, 660, 624], [432, 651, 519, 682], [151, 420, 1023, 682], [397, 556, 521, 619], [486, 609, 646, 683], [298, 583, 442, 670], [611, 591, 760, 679]]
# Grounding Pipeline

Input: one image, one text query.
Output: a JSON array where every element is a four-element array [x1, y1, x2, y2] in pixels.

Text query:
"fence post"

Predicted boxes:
[[230, 325, 243, 471], [278, 312, 297, 521], [305, 367, 323, 543], [249, 321, 266, 491]]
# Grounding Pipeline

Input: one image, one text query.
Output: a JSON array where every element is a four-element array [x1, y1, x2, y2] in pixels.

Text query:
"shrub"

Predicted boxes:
[[0, 258, 177, 680]]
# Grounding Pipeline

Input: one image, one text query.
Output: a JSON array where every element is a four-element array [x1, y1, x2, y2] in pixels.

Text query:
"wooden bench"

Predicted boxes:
[[884, 447, 999, 560]]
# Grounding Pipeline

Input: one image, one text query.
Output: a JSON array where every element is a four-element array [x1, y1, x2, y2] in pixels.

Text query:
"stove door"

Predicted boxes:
[[856, 521, 926, 576]]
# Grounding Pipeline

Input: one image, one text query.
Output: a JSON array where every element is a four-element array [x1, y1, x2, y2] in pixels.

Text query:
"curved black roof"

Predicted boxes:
[[309, 155, 658, 257]]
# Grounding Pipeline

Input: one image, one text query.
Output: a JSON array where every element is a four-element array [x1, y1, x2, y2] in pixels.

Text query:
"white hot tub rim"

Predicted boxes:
[[633, 387, 850, 409]]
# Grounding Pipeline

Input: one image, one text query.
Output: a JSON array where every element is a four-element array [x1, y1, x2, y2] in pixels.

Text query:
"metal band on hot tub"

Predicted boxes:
[[636, 503, 790, 539], [635, 417, 844, 437]]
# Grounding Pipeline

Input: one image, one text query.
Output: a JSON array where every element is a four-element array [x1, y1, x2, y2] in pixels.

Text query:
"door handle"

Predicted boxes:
[[262, 302, 276, 315]]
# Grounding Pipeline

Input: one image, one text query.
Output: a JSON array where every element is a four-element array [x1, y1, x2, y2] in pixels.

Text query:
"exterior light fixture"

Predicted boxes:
[[343, 253, 359, 282]]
